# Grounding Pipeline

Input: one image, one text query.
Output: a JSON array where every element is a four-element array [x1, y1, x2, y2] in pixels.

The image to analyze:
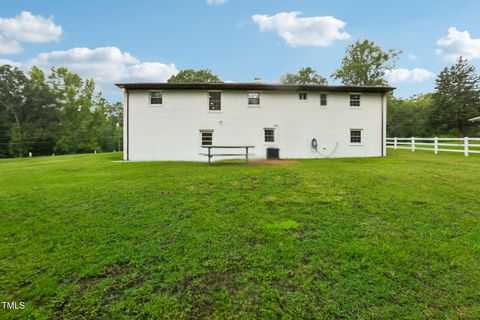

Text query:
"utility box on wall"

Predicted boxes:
[[266, 148, 280, 160]]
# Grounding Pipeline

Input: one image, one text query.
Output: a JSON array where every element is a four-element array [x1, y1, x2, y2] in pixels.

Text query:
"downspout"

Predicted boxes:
[[126, 89, 130, 161], [381, 93, 385, 157]]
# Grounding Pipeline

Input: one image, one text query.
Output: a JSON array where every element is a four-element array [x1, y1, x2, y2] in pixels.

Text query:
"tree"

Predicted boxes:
[[91, 96, 123, 152], [168, 69, 222, 83], [0, 65, 32, 157], [0, 63, 123, 157], [280, 67, 327, 85], [387, 94, 433, 137], [48, 67, 99, 154], [0, 103, 8, 157], [332, 39, 401, 86], [430, 57, 480, 137], [24, 66, 61, 155]]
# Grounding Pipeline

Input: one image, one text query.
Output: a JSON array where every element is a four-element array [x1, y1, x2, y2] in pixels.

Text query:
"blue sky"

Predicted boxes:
[[1, 0, 480, 101]]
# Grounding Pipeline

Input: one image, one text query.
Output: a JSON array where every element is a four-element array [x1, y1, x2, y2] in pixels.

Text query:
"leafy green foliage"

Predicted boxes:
[[0, 65, 31, 157], [430, 57, 480, 137], [0, 64, 122, 157], [386, 59, 480, 138], [280, 67, 327, 85], [387, 94, 434, 137], [167, 69, 222, 83], [1, 151, 479, 319], [332, 39, 401, 86]]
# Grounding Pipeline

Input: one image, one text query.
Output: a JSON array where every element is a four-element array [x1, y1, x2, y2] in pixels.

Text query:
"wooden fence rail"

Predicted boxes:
[[386, 137, 480, 156]]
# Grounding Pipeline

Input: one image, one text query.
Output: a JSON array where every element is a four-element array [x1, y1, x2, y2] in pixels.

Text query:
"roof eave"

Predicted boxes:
[[115, 82, 395, 93]]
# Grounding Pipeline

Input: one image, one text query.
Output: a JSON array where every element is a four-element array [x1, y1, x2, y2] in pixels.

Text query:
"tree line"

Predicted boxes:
[[0, 66, 122, 158], [389, 57, 480, 137], [1, 39, 480, 157]]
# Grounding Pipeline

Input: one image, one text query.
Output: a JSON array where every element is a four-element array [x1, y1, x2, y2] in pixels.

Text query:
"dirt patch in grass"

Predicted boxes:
[[250, 159, 298, 166], [76, 263, 131, 296]]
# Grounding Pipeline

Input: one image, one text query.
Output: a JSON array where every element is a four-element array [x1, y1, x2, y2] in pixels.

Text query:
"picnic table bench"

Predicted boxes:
[[200, 145, 255, 164]]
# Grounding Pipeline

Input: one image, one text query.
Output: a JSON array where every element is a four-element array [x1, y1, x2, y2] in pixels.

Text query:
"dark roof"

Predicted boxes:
[[115, 82, 395, 93]]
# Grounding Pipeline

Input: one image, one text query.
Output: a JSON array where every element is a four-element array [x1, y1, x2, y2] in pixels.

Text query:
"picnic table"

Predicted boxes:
[[200, 145, 255, 164]]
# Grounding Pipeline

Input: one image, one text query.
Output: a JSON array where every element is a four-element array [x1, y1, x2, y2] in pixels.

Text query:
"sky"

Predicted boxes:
[[1, 0, 480, 102]]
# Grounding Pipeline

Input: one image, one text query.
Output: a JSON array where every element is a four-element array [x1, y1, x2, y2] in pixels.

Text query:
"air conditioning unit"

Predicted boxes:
[[266, 148, 280, 160]]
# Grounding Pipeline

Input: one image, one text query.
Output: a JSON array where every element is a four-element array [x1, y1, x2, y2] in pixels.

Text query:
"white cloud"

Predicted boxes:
[[0, 11, 62, 43], [0, 11, 62, 55], [0, 57, 22, 67], [407, 52, 417, 60], [436, 27, 480, 61], [0, 36, 23, 54], [207, 0, 227, 5], [0, 46, 177, 92], [124, 61, 178, 82], [27, 47, 177, 86], [384, 68, 434, 83], [251, 12, 350, 47]]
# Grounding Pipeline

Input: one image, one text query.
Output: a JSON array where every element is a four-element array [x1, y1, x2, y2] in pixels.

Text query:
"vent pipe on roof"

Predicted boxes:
[[254, 77, 262, 83]]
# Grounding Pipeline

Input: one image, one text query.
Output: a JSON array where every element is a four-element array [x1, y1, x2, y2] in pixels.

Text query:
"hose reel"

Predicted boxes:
[[311, 138, 318, 150], [310, 138, 339, 158]]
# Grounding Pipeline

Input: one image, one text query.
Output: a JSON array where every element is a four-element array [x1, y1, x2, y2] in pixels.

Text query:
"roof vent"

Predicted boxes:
[[254, 77, 262, 83]]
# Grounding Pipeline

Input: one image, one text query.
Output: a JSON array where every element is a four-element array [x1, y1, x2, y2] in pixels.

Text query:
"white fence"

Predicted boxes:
[[386, 137, 480, 156]]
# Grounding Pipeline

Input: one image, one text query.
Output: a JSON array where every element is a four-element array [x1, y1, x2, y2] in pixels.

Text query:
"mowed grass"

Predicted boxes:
[[0, 150, 479, 319]]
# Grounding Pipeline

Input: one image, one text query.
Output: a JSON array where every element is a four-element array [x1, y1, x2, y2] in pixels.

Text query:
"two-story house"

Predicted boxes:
[[116, 82, 394, 161]]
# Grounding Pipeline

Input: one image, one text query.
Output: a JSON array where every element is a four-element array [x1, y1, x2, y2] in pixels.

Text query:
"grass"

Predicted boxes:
[[0, 150, 479, 319]]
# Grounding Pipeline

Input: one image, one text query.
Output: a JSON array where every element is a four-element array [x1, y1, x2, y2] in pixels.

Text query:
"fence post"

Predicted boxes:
[[464, 137, 469, 157], [411, 137, 415, 152], [394, 137, 397, 150], [434, 137, 438, 155]]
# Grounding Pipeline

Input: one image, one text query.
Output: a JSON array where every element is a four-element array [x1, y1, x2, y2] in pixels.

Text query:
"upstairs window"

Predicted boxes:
[[350, 94, 361, 107], [149, 92, 163, 105], [299, 92, 308, 100], [209, 92, 221, 111], [264, 129, 275, 143], [350, 129, 362, 143], [248, 92, 260, 105], [320, 93, 327, 106], [201, 131, 213, 145]]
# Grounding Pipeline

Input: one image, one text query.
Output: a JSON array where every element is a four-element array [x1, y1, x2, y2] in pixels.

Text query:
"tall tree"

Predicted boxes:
[[0, 65, 32, 157], [387, 94, 433, 137], [332, 39, 401, 86], [91, 96, 123, 152], [280, 67, 327, 85], [430, 57, 480, 136], [168, 69, 222, 83], [0, 64, 123, 157], [48, 67, 99, 154], [24, 66, 60, 155], [0, 103, 8, 157]]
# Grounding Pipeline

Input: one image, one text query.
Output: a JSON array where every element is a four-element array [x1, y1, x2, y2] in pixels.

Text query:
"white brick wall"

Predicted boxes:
[[124, 90, 386, 161]]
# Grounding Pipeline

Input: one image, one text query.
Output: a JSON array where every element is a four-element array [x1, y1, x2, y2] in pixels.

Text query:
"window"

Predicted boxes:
[[248, 92, 260, 105], [350, 94, 361, 107], [299, 92, 308, 100], [350, 129, 362, 143], [209, 92, 221, 111], [149, 92, 163, 105], [201, 131, 213, 145], [320, 93, 327, 106], [264, 129, 275, 143]]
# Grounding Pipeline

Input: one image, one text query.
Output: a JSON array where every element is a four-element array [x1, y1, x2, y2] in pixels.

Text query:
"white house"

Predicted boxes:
[[116, 82, 394, 162]]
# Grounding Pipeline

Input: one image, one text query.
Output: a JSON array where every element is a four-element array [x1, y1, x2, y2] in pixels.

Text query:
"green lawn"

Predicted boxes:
[[1, 150, 479, 319]]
